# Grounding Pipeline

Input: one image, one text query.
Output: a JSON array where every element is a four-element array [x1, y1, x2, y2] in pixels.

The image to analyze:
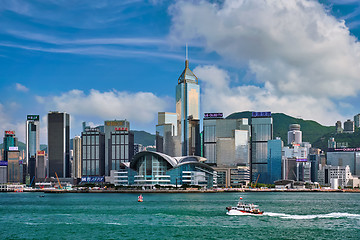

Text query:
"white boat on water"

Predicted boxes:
[[226, 197, 264, 215]]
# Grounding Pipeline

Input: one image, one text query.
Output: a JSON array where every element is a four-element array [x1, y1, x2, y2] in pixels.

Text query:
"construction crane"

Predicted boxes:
[[252, 174, 260, 188], [55, 172, 63, 189], [29, 176, 35, 187]]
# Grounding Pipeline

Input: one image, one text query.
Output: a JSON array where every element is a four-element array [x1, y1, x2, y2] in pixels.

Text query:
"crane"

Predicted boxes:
[[55, 172, 63, 189], [252, 174, 260, 188]]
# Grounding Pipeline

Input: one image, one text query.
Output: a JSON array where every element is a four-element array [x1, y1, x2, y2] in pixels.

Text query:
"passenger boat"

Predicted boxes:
[[226, 197, 264, 215], [138, 194, 143, 202]]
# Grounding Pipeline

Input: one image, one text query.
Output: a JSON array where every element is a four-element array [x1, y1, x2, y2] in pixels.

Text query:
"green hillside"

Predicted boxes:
[[226, 111, 336, 145], [133, 130, 156, 146], [312, 128, 360, 150]]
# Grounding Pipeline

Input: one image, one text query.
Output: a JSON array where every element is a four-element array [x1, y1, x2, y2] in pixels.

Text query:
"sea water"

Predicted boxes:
[[0, 192, 359, 239]]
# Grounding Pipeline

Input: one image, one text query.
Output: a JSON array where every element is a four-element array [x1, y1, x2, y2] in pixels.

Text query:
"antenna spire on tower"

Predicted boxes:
[[186, 43, 188, 60]]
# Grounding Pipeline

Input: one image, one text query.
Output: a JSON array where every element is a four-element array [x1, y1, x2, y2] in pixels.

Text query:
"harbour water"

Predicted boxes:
[[0, 192, 359, 239]]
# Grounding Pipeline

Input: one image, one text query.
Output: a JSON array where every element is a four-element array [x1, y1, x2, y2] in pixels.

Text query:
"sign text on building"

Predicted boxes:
[[252, 112, 272, 118], [204, 113, 223, 119], [115, 127, 128, 131], [9, 147, 18, 151], [27, 115, 40, 121], [5, 131, 15, 135], [81, 176, 105, 182]]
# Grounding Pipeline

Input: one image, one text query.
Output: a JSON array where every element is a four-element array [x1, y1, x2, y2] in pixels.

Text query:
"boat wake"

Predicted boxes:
[[226, 211, 263, 216], [264, 212, 360, 220]]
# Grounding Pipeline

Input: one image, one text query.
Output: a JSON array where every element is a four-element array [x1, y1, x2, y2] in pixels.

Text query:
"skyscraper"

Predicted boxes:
[[267, 138, 283, 184], [48, 111, 70, 178], [250, 112, 273, 183], [81, 129, 105, 177], [176, 59, 200, 156], [26, 115, 40, 175], [73, 136, 82, 179], [104, 120, 132, 175]]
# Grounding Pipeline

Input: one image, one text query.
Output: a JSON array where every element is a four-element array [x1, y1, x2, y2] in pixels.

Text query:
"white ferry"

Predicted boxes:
[[226, 197, 264, 215]]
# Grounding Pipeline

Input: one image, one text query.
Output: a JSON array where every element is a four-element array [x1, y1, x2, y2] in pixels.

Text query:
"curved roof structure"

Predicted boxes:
[[130, 151, 213, 172], [130, 151, 178, 169]]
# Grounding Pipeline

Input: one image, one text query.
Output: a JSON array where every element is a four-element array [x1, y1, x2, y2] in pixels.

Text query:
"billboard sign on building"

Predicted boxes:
[[9, 147, 18, 151], [296, 158, 307, 162], [0, 161, 8, 166], [105, 121, 124, 126], [204, 113, 223, 119], [5, 131, 15, 135], [27, 115, 40, 121], [329, 147, 360, 152], [37, 150, 46, 156], [81, 176, 105, 182], [252, 112, 272, 118], [115, 127, 128, 131]]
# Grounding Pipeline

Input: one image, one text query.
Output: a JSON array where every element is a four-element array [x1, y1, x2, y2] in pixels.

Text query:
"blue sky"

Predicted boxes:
[[1, 0, 360, 144]]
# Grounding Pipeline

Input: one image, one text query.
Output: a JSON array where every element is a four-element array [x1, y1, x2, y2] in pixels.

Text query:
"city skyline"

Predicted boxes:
[[1, 0, 360, 144]]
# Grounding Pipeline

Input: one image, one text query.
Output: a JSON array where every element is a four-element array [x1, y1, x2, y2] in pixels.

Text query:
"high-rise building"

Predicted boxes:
[[25, 115, 40, 171], [73, 136, 82, 179], [343, 119, 354, 133], [7, 150, 22, 183], [250, 112, 273, 183], [48, 111, 70, 178], [354, 113, 360, 128], [156, 112, 180, 156], [36, 150, 46, 180], [176, 59, 200, 156], [104, 120, 132, 175], [81, 129, 105, 177], [3, 131, 18, 162], [335, 121, 343, 133], [267, 138, 283, 184], [287, 124, 302, 145], [110, 128, 134, 169]]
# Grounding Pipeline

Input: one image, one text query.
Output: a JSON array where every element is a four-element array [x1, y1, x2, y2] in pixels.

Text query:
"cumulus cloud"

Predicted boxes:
[[0, 103, 26, 142], [195, 65, 344, 125], [37, 89, 170, 125], [15, 83, 29, 92], [169, 0, 360, 125]]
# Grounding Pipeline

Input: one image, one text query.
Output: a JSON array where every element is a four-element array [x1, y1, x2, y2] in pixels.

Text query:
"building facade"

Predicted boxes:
[[73, 136, 82, 179], [156, 112, 181, 156], [326, 149, 360, 176], [104, 120, 130, 175], [354, 113, 360, 128], [176, 60, 200, 156], [250, 112, 273, 183], [109, 128, 134, 170], [267, 138, 283, 184], [48, 111, 70, 178], [25, 115, 40, 175], [81, 129, 105, 177], [107, 151, 215, 188], [343, 119, 355, 133]]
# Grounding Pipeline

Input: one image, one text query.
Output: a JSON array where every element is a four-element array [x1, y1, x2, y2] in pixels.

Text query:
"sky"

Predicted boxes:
[[1, 0, 360, 144]]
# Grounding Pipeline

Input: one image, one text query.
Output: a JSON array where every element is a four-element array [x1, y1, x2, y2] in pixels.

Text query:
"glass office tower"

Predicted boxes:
[[176, 59, 200, 156], [26, 115, 40, 175], [250, 112, 273, 183], [48, 111, 70, 178], [81, 129, 105, 177], [267, 138, 282, 184]]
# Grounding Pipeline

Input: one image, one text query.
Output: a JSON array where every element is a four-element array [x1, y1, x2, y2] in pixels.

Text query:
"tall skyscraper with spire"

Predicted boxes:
[[176, 50, 201, 156]]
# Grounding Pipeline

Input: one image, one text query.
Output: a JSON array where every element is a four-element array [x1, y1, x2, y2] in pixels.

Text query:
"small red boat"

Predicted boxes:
[[138, 194, 143, 202]]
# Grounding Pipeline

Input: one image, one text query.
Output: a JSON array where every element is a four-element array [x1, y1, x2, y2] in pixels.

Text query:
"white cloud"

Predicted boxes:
[[0, 103, 26, 143], [15, 83, 29, 92], [169, 0, 360, 125], [195, 65, 344, 125], [37, 88, 170, 126]]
